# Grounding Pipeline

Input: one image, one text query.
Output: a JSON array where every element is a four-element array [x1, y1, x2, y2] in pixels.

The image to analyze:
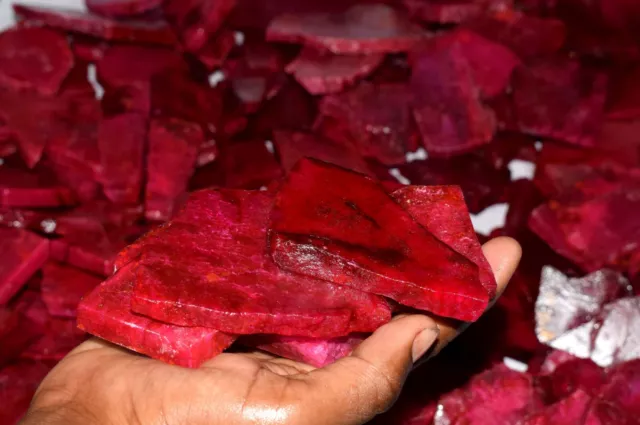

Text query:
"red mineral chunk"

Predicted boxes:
[[286, 48, 384, 95], [86, 0, 163, 18], [606, 66, 640, 120], [518, 389, 592, 425], [0, 308, 43, 368], [145, 117, 203, 221], [270, 159, 488, 321], [599, 359, 640, 416], [0, 26, 73, 96], [537, 358, 605, 403], [13, 4, 176, 46], [21, 317, 88, 361], [434, 364, 543, 425], [0, 361, 52, 425], [245, 334, 365, 367], [97, 112, 146, 204], [267, 4, 428, 54], [511, 59, 608, 147], [403, 0, 483, 24], [273, 130, 372, 175], [78, 263, 236, 367], [129, 189, 391, 336], [0, 228, 49, 305], [315, 82, 418, 165], [41, 262, 102, 318], [392, 186, 497, 298], [535, 267, 631, 345]]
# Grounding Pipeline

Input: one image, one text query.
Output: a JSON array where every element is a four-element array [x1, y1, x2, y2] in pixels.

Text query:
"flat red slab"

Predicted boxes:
[[392, 186, 497, 298], [286, 48, 384, 95], [97, 112, 146, 204], [41, 262, 102, 318], [129, 189, 391, 336], [145, 117, 203, 221], [267, 4, 428, 54], [0, 361, 52, 425], [86, 0, 162, 18], [0, 26, 73, 96], [78, 263, 236, 367], [13, 4, 176, 46], [0, 228, 49, 305], [270, 159, 488, 321]]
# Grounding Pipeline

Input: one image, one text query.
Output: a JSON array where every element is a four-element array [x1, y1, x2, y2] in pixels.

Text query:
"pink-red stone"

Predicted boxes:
[[41, 262, 102, 318], [0, 228, 49, 305]]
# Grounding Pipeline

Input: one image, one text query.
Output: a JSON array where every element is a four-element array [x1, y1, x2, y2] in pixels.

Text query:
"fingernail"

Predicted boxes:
[[411, 327, 439, 363]]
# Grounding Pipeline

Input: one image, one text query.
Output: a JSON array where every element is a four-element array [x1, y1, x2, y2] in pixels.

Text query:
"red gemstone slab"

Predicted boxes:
[[0, 228, 49, 305], [0, 361, 52, 425], [270, 159, 488, 321], [0, 26, 73, 96], [86, 0, 162, 18], [392, 186, 497, 298], [286, 48, 384, 95], [129, 189, 391, 336], [13, 4, 176, 46], [267, 4, 428, 54], [41, 262, 102, 318], [537, 358, 605, 403], [599, 359, 640, 416], [145, 117, 203, 221], [78, 263, 236, 367]]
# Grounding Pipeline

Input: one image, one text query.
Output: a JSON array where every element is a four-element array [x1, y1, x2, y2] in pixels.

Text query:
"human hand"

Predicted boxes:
[[21, 237, 521, 425]]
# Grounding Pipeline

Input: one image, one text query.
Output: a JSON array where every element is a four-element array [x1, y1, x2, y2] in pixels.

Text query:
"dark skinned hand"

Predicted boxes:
[[20, 237, 521, 425]]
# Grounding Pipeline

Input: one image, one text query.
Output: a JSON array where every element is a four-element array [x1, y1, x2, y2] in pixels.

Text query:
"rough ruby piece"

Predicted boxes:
[[267, 4, 428, 54], [86, 0, 163, 18], [13, 4, 176, 46], [193, 29, 236, 71], [403, 0, 482, 24], [245, 334, 365, 367], [286, 48, 384, 95], [599, 359, 640, 416], [0, 361, 52, 425], [503, 179, 545, 237], [21, 317, 88, 361], [0, 308, 43, 368], [399, 155, 510, 214], [392, 186, 497, 298], [434, 364, 543, 425], [590, 296, 640, 367], [315, 82, 418, 165], [78, 264, 236, 367], [606, 66, 640, 120], [71, 35, 108, 62], [98, 112, 146, 204], [518, 390, 592, 425], [535, 267, 631, 344], [410, 36, 496, 157], [511, 59, 608, 147], [273, 130, 372, 175], [190, 140, 283, 190], [129, 190, 391, 336], [464, 10, 566, 60], [41, 262, 102, 318], [537, 358, 605, 403], [270, 159, 488, 321], [0, 228, 49, 305], [163, 0, 236, 52], [145, 117, 203, 222], [0, 26, 73, 96]]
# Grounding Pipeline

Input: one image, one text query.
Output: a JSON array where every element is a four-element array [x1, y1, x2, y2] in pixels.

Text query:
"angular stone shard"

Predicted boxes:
[[267, 4, 428, 54], [86, 0, 163, 18], [0, 228, 49, 305], [41, 262, 102, 318], [0, 26, 73, 96], [78, 263, 237, 368], [270, 159, 488, 321]]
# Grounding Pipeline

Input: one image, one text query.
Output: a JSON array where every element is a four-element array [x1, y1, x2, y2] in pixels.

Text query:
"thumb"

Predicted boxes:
[[298, 315, 439, 425]]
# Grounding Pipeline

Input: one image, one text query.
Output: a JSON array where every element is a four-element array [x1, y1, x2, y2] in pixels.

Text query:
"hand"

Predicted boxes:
[[21, 237, 521, 425]]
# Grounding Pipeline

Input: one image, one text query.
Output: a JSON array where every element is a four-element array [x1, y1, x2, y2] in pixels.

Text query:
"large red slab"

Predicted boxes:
[[267, 4, 428, 54], [41, 262, 102, 318], [129, 189, 391, 336], [0, 228, 49, 305], [0, 26, 73, 96], [270, 159, 488, 321], [0, 361, 52, 425], [78, 263, 236, 367]]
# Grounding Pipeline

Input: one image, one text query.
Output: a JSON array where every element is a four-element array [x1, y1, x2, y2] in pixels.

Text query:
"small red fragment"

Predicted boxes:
[[537, 358, 605, 403], [86, 0, 163, 18], [267, 4, 428, 54], [41, 262, 102, 318], [0, 26, 73, 96], [0, 228, 49, 305]]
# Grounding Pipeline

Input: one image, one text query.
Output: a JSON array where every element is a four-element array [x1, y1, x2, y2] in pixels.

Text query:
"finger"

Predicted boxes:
[[297, 315, 439, 425]]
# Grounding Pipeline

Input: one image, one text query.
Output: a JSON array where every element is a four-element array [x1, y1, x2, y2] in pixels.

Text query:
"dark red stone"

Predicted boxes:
[[403, 0, 483, 24], [537, 358, 605, 403], [286, 48, 384, 95], [503, 179, 545, 237], [599, 359, 640, 416], [193, 28, 236, 71], [0, 26, 73, 96], [0, 228, 49, 305], [21, 317, 88, 361], [267, 4, 428, 54], [0, 307, 43, 368], [86, 0, 163, 18], [145, 117, 203, 221], [315, 82, 418, 165], [13, 4, 177, 46], [518, 389, 592, 425], [0, 361, 52, 425], [78, 263, 236, 367], [41, 262, 102, 318], [71, 35, 108, 62], [606, 66, 640, 120], [129, 189, 391, 336], [270, 159, 488, 321]]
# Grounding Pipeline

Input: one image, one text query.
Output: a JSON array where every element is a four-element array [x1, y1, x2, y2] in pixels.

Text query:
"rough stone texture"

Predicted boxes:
[[0, 228, 49, 305]]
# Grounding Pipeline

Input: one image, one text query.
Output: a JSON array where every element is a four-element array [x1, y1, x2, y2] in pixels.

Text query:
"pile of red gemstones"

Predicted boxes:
[[1, 0, 639, 424]]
